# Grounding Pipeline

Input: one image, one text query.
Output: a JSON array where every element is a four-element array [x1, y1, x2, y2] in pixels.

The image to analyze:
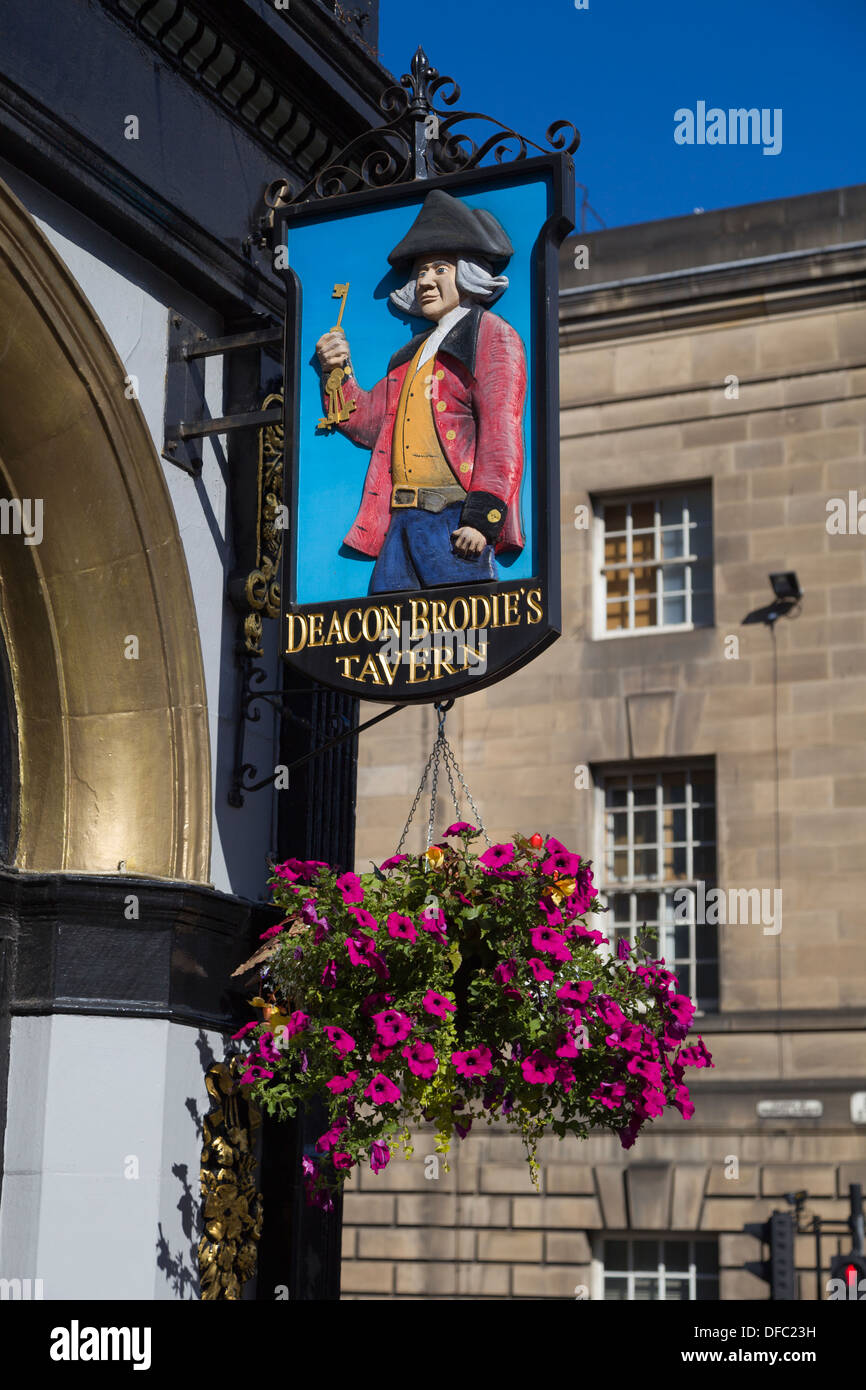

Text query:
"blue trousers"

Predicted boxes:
[[369, 503, 497, 595]]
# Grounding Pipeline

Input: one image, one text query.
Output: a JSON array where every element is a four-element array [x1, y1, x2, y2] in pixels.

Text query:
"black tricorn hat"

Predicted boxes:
[[387, 189, 513, 270]]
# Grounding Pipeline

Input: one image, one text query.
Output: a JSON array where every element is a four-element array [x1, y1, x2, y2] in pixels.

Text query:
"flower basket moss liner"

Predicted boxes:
[[230, 827, 713, 1207]]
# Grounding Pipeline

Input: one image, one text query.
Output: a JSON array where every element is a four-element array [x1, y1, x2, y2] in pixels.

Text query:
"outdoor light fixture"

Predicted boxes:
[[742, 571, 803, 627]]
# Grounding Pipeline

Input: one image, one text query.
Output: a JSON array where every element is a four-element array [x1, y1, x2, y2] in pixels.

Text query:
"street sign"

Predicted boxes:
[[277, 155, 574, 701], [756, 1099, 823, 1119]]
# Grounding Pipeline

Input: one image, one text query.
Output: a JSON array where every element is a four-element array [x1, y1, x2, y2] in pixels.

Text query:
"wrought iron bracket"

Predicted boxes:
[[254, 44, 580, 237], [229, 647, 408, 807], [162, 311, 283, 474]]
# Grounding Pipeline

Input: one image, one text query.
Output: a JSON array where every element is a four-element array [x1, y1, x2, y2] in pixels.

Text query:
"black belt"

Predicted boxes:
[[391, 484, 467, 513]]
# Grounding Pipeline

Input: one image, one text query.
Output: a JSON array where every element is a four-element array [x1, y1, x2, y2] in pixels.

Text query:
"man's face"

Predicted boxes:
[[414, 257, 460, 321]]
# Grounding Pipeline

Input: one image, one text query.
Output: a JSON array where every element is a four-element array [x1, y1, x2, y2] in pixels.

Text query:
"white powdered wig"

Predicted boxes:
[[389, 257, 509, 314]]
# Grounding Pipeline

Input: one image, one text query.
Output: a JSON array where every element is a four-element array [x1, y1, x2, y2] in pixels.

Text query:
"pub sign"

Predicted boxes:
[[278, 155, 574, 701]]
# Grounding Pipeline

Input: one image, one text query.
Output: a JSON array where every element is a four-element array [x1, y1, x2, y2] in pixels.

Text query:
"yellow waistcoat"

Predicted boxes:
[[391, 343, 460, 489]]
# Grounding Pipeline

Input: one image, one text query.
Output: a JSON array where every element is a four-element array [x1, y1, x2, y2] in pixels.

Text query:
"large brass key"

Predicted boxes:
[[317, 282, 357, 429]]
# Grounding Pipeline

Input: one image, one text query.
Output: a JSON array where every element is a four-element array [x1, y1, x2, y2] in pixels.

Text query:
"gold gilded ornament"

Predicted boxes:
[[317, 283, 357, 428]]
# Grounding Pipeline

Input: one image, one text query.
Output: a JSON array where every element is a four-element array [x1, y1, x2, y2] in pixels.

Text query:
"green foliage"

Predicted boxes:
[[230, 829, 710, 1202]]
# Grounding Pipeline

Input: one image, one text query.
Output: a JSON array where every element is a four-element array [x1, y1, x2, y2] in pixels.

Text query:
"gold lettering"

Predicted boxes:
[[430, 599, 448, 633], [308, 612, 325, 647], [356, 654, 383, 684], [470, 594, 491, 628], [286, 614, 308, 652], [490, 594, 501, 627], [503, 591, 520, 626], [448, 596, 470, 631], [377, 652, 399, 686], [432, 648, 457, 679], [380, 603, 402, 638], [343, 608, 363, 643], [407, 650, 430, 683], [325, 611, 345, 644], [410, 598, 429, 637], [336, 655, 361, 677], [361, 606, 383, 642], [526, 588, 544, 624]]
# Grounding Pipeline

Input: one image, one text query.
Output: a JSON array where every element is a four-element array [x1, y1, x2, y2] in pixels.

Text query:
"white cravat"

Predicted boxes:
[[415, 304, 470, 371]]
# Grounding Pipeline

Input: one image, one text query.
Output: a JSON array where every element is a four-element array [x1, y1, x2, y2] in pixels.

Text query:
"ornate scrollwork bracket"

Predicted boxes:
[[254, 44, 580, 237], [199, 1058, 263, 1301], [238, 392, 284, 659]]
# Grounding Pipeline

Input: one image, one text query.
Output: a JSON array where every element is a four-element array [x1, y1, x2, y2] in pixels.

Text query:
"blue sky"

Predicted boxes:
[[377, 0, 865, 229]]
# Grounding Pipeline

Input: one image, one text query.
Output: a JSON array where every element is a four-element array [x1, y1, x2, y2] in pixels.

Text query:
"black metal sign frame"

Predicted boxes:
[[277, 152, 574, 703]]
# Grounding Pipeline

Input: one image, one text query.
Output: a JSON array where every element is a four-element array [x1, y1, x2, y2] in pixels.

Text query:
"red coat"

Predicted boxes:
[[329, 306, 526, 557]]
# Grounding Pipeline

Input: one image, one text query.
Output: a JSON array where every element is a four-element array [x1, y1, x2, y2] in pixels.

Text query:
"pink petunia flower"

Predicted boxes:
[[348, 906, 378, 932], [418, 907, 448, 942], [321, 958, 337, 989], [335, 871, 364, 904], [259, 920, 289, 940], [325, 1071, 359, 1094], [231, 1021, 259, 1041], [591, 1080, 628, 1110], [372, 1008, 413, 1046], [386, 912, 417, 943], [324, 1025, 355, 1056], [494, 958, 518, 984], [444, 822, 476, 836], [530, 924, 573, 962], [521, 1050, 557, 1084], [365, 1073, 401, 1105], [402, 1040, 439, 1078], [452, 1046, 493, 1078], [422, 989, 456, 1018], [528, 957, 555, 983], [671, 1083, 695, 1119], [282, 1010, 310, 1037], [556, 980, 594, 1006], [332, 1151, 354, 1171], [379, 854, 409, 871], [370, 1041, 394, 1063], [542, 848, 581, 877], [479, 842, 516, 871], [370, 1141, 390, 1172], [640, 1086, 667, 1118], [315, 1116, 349, 1152]]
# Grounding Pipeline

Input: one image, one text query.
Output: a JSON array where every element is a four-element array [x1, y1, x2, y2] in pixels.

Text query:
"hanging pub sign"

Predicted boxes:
[[277, 155, 574, 701]]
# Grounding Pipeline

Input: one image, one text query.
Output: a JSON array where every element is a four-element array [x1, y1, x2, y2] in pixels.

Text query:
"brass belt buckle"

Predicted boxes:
[[391, 486, 417, 508]]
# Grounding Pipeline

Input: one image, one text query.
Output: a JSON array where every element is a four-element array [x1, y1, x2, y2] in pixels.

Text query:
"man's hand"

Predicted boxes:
[[451, 525, 487, 558], [316, 330, 351, 373]]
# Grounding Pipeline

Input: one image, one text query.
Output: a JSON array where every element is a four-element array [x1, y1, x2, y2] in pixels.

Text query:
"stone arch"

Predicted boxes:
[[0, 175, 210, 881]]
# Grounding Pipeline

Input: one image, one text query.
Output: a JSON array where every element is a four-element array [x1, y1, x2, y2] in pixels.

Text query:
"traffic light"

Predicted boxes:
[[828, 1252, 866, 1299], [744, 1210, 796, 1299]]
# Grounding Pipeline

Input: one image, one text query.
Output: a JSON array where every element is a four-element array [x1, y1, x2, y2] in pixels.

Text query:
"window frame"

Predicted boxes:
[[595, 1234, 720, 1301], [591, 484, 714, 640], [592, 759, 719, 1014]]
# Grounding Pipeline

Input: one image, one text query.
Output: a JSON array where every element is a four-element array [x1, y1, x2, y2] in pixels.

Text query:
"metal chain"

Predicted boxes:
[[395, 701, 489, 853]]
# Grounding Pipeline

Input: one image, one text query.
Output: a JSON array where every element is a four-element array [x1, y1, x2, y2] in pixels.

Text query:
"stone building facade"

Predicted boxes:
[[343, 185, 866, 1299]]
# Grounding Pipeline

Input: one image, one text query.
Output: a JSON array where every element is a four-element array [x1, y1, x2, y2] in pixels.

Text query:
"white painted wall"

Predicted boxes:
[[0, 1015, 251, 1300]]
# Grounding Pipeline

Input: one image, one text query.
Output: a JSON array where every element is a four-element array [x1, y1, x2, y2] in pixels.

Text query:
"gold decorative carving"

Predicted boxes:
[[243, 392, 284, 655], [199, 1059, 263, 1301]]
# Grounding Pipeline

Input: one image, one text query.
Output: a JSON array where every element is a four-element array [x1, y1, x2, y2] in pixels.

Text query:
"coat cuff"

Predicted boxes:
[[460, 491, 508, 544]]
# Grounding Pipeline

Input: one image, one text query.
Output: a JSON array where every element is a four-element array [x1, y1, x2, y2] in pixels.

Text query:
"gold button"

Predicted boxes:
[[436, 369, 444, 380], [460, 462, 471, 474], [436, 400, 446, 412], [487, 508, 502, 523], [446, 430, 456, 441]]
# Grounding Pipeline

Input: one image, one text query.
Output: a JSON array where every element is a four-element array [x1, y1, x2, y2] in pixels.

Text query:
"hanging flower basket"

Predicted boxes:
[[229, 827, 713, 1207]]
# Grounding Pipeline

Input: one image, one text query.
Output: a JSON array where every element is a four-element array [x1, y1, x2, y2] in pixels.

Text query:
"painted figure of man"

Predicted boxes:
[[315, 190, 526, 594]]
